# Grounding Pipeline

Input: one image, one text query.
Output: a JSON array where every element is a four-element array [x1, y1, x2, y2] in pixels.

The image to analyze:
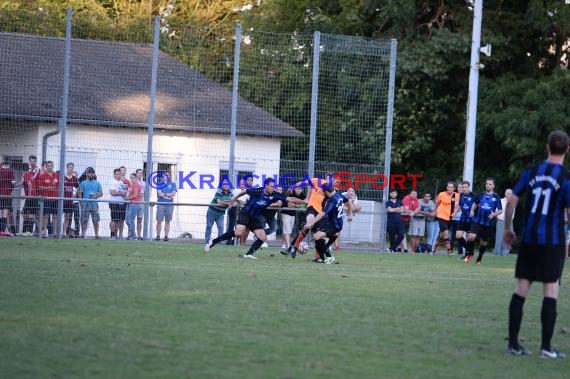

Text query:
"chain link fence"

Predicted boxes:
[[0, 8, 396, 251]]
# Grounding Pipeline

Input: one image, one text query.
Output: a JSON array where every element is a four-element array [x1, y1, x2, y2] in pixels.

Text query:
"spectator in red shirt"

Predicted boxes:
[[0, 161, 16, 235], [22, 155, 41, 235], [37, 161, 60, 237], [400, 190, 419, 253]]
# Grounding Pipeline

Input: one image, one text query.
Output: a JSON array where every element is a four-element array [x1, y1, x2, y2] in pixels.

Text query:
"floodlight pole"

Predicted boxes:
[[463, 0, 483, 186]]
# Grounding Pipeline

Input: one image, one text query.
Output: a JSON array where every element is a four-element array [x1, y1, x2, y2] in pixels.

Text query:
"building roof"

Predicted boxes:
[[0, 32, 303, 138]]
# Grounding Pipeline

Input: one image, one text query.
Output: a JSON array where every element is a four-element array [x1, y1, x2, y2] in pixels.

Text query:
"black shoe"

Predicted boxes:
[[311, 258, 324, 263], [163, 237, 169, 241], [154, 236, 160, 241], [290, 246, 298, 259]]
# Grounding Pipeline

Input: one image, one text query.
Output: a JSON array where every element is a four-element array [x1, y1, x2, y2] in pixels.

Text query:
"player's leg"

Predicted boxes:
[[508, 278, 532, 354], [245, 228, 266, 257]]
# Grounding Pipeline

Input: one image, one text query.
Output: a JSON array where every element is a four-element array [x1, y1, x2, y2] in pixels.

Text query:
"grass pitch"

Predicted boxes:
[[0, 239, 568, 379]]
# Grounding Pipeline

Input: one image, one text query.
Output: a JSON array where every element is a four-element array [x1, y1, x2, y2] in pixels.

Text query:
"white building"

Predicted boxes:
[[0, 32, 302, 239]]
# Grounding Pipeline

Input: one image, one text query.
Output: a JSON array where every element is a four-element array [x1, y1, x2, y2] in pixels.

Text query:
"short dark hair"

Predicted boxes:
[[264, 177, 275, 186], [548, 130, 570, 155], [113, 168, 121, 174], [28, 155, 37, 161]]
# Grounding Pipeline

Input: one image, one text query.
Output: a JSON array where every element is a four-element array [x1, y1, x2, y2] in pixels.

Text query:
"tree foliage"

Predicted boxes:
[[2, 0, 569, 195]]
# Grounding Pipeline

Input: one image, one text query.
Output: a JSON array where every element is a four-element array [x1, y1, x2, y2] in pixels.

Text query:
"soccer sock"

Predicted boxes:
[[293, 228, 308, 248], [0, 217, 7, 232], [325, 235, 338, 250], [466, 240, 475, 256], [458, 237, 466, 255], [477, 245, 487, 261], [541, 297, 557, 351], [246, 238, 264, 255], [314, 239, 326, 260], [508, 293, 525, 349], [212, 230, 235, 246], [315, 239, 330, 258]]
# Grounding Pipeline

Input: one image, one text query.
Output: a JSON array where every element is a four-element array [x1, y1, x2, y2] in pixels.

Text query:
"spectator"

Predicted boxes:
[[494, 189, 514, 256], [126, 173, 143, 240], [70, 170, 81, 238], [36, 161, 59, 237], [62, 162, 79, 238], [21, 155, 40, 236], [226, 178, 249, 245], [204, 181, 233, 243], [418, 192, 437, 254], [117, 166, 130, 239], [78, 167, 102, 239], [135, 168, 146, 240], [401, 190, 419, 252], [281, 186, 306, 249], [155, 176, 177, 241], [385, 190, 405, 253], [0, 161, 16, 235], [108, 168, 128, 239]]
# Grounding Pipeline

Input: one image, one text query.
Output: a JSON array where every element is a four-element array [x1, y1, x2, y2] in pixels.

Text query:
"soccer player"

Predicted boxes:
[[503, 130, 570, 359], [204, 178, 303, 259], [456, 181, 476, 259], [282, 173, 339, 259], [304, 186, 353, 263], [464, 178, 502, 264], [435, 181, 459, 255]]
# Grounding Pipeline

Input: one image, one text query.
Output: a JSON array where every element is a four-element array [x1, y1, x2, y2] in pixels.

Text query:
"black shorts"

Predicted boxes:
[[0, 197, 12, 211], [468, 223, 494, 241], [237, 211, 265, 231], [43, 199, 58, 215], [22, 198, 38, 215], [306, 206, 319, 217], [314, 219, 341, 238], [456, 221, 471, 233], [436, 217, 452, 232], [63, 201, 74, 214], [402, 220, 410, 234], [109, 203, 126, 222], [515, 244, 566, 283]]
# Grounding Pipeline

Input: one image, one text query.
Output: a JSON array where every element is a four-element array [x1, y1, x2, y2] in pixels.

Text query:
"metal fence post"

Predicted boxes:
[[228, 24, 242, 185], [380, 38, 398, 252], [308, 31, 321, 178], [143, 16, 160, 240], [56, 7, 72, 239]]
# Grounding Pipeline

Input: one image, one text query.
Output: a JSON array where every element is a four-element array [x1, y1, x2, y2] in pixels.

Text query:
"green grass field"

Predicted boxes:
[[1, 239, 568, 379]]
